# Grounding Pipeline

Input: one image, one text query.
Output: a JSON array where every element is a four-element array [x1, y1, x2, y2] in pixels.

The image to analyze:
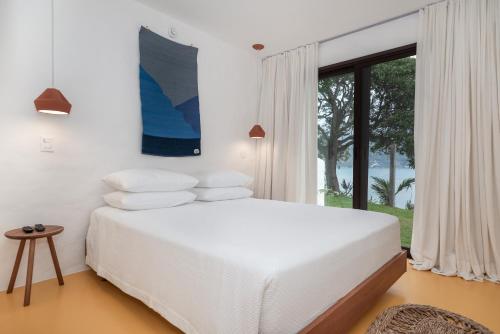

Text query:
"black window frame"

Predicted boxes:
[[318, 44, 417, 255]]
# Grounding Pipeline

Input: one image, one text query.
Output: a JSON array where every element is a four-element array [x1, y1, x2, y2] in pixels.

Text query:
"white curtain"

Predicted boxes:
[[254, 43, 318, 204], [411, 0, 500, 282]]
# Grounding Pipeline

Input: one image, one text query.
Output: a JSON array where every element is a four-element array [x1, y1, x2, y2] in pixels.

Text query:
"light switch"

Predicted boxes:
[[40, 136, 55, 152]]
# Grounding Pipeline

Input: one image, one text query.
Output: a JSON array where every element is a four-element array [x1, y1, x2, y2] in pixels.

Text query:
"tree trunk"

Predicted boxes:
[[388, 143, 396, 207], [325, 136, 340, 192], [325, 154, 340, 193], [324, 90, 345, 195]]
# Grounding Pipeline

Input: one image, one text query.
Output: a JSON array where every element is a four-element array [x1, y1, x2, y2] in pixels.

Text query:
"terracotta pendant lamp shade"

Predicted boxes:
[[34, 88, 71, 115], [249, 44, 265, 139], [34, 0, 71, 115], [252, 43, 265, 51], [249, 124, 265, 139]]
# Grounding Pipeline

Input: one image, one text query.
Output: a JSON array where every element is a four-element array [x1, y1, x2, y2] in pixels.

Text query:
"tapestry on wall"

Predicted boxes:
[[139, 26, 201, 156]]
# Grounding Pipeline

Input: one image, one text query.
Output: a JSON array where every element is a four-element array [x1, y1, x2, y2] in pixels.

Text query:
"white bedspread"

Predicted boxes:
[[86, 198, 400, 334]]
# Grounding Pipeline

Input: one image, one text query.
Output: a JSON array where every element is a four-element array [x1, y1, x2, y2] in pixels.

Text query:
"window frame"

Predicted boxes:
[[318, 44, 417, 255]]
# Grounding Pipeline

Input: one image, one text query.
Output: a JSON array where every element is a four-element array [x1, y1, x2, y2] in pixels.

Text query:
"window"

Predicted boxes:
[[318, 71, 355, 208], [317, 45, 416, 251]]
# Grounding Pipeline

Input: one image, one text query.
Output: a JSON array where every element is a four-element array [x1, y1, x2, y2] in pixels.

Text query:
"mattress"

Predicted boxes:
[[86, 198, 400, 334]]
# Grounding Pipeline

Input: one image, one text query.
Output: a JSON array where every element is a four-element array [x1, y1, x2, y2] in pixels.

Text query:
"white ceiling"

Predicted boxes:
[[137, 0, 436, 56]]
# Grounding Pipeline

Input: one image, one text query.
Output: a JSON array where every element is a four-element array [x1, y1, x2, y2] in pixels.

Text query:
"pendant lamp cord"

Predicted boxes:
[[51, 0, 55, 87]]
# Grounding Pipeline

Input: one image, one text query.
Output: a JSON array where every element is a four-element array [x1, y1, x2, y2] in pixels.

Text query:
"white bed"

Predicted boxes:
[[86, 198, 401, 334]]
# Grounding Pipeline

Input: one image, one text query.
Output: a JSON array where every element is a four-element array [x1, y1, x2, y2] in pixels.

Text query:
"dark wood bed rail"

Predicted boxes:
[[299, 250, 407, 334]]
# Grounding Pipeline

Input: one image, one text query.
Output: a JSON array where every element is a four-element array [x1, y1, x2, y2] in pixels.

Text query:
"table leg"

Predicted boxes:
[[7, 240, 26, 294], [24, 239, 36, 306], [47, 236, 64, 286]]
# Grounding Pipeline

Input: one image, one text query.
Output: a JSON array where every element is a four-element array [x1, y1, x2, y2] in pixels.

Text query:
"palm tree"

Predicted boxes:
[[371, 176, 415, 207]]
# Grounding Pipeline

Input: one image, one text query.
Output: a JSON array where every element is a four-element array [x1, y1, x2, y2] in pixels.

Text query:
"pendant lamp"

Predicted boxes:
[[249, 124, 265, 139], [249, 43, 265, 139], [34, 0, 71, 115]]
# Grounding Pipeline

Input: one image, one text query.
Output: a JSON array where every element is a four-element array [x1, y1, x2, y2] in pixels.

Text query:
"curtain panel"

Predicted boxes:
[[254, 43, 318, 204], [412, 0, 500, 282]]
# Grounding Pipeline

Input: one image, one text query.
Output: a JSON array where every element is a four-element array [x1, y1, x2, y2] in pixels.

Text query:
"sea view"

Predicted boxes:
[[317, 159, 415, 209]]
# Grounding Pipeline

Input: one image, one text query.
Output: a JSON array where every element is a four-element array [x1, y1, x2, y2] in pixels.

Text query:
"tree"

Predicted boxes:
[[369, 58, 416, 206], [371, 176, 415, 206], [340, 179, 353, 197], [318, 73, 354, 192], [318, 58, 415, 203]]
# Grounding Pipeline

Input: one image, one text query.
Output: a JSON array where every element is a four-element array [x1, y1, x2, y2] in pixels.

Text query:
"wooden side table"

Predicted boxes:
[[4, 225, 64, 306]]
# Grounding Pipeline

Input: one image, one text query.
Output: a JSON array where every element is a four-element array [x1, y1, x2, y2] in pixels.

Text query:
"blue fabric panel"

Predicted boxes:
[[175, 96, 201, 135], [142, 135, 201, 157], [139, 27, 201, 156], [140, 67, 200, 139]]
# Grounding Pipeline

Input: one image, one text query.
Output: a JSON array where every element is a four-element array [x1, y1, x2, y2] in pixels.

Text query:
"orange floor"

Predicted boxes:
[[1, 262, 499, 334]]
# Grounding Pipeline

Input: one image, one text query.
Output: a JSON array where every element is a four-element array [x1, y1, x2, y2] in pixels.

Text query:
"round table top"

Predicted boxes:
[[4, 225, 64, 240]]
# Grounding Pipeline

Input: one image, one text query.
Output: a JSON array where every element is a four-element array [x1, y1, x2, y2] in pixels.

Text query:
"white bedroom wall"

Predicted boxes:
[[0, 0, 259, 289], [319, 13, 418, 67]]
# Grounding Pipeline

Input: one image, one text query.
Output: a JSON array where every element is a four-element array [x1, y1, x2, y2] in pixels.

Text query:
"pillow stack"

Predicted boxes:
[[102, 169, 198, 210], [190, 170, 253, 201]]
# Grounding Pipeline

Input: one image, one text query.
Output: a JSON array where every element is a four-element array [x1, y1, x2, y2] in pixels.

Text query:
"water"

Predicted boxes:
[[317, 159, 415, 209]]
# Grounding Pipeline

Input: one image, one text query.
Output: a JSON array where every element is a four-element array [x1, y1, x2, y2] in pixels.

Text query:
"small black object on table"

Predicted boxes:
[[34, 224, 46, 232], [22, 226, 34, 233], [4, 225, 64, 306]]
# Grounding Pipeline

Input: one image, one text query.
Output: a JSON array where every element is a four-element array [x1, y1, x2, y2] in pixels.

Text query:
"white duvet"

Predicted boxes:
[[86, 198, 400, 334]]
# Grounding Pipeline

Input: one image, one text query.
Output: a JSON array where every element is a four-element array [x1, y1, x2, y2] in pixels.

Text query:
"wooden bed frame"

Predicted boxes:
[[88, 241, 406, 334], [299, 250, 407, 334]]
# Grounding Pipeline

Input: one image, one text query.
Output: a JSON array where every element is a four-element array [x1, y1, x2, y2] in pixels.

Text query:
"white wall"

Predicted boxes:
[[319, 13, 418, 67], [0, 0, 259, 289]]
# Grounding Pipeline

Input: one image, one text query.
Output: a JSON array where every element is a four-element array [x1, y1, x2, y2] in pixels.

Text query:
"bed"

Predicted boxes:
[[86, 198, 405, 334]]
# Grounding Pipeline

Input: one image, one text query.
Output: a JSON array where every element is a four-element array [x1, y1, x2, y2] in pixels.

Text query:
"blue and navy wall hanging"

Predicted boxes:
[[139, 26, 201, 157]]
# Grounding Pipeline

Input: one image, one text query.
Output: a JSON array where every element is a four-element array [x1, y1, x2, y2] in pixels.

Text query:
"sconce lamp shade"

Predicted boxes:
[[249, 124, 265, 138], [34, 88, 72, 115]]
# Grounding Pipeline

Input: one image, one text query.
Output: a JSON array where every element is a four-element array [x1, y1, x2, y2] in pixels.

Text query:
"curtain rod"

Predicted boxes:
[[263, 0, 445, 60], [317, 10, 418, 45]]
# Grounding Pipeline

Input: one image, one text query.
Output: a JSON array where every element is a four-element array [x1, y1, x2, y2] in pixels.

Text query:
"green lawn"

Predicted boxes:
[[324, 194, 413, 248]]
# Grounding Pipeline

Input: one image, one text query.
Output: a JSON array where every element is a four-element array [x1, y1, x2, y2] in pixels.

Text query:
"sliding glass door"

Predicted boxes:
[[317, 45, 416, 250], [367, 57, 416, 249]]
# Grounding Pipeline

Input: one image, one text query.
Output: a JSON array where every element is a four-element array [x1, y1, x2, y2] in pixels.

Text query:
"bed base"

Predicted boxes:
[[299, 250, 407, 334]]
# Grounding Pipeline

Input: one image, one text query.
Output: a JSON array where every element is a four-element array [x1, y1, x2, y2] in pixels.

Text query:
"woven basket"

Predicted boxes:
[[366, 304, 493, 334]]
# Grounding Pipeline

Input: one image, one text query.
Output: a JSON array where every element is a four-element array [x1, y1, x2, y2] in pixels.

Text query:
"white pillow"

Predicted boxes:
[[103, 191, 196, 210], [193, 170, 253, 188], [191, 187, 253, 201], [103, 169, 198, 192]]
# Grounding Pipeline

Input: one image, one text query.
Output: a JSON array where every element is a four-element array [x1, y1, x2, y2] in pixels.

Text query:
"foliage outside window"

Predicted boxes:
[[318, 56, 416, 248]]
